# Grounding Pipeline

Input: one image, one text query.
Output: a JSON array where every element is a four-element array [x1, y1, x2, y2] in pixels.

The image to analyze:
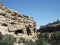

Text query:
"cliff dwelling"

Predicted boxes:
[[15, 30, 24, 35], [0, 2, 36, 36]]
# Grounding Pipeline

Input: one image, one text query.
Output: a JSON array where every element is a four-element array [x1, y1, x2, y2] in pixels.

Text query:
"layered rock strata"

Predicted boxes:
[[38, 20, 60, 32]]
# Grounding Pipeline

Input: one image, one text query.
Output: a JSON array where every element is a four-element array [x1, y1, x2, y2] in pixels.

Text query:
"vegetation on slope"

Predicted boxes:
[[0, 20, 60, 45]]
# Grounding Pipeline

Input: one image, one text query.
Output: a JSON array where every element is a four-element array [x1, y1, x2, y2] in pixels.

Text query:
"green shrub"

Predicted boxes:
[[0, 34, 16, 45], [0, 32, 3, 41], [24, 40, 35, 45], [35, 37, 47, 45], [18, 37, 35, 45], [18, 37, 26, 44], [49, 32, 60, 45]]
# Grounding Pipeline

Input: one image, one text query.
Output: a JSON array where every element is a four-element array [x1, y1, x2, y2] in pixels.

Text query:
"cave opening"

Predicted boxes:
[[1, 23, 8, 26], [15, 30, 24, 35]]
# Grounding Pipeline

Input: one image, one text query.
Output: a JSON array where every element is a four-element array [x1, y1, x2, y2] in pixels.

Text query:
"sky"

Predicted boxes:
[[1, 0, 60, 29]]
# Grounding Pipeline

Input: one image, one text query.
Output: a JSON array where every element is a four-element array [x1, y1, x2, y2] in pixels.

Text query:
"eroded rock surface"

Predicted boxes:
[[0, 2, 36, 36], [38, 20, 60, 32]]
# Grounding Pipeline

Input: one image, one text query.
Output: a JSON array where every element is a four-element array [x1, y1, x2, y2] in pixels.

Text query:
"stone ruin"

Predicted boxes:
[[0, 2, 36, 36]]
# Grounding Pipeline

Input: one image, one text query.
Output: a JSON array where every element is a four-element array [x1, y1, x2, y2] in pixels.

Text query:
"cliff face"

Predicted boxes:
[[38, 20, 60, 32], [0, 2, 36, 36]]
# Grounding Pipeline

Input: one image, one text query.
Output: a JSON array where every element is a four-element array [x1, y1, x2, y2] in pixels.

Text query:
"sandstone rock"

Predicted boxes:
[[0, 2, 36, 36], [0, 9, 5, 15]]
